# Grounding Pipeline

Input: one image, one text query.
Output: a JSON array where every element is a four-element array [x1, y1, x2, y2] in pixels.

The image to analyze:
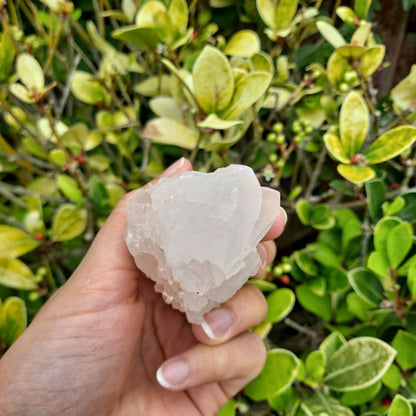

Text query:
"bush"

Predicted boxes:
[[1, 0, 416, 414]]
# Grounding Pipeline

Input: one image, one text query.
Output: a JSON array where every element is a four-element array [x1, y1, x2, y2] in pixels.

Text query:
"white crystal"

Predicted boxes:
[[125, 165, 281, 324]]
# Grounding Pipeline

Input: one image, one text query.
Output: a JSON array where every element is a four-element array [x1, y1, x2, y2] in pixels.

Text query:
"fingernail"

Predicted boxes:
[[201, 308, 233, 340], [160, 157, 185, 178], [281, 207, 288, 225], [157, 359, 189, 388], [257, 243, 268, 271]]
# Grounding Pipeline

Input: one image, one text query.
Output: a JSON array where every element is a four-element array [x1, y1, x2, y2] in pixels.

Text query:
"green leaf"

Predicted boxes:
[[408, 263, 416, 298], [367, 251, 390, 279], [392, 330, 416, 371], [346, 292, 373, 321], [305, 350, 326, 382], [112, 26, 160, 51], [295, 200, 311, 225], [141, 118, 198, 150], [296, 283, 331, 320], [0, 32, 15, 82], [0, 225, 39, 258], [341, 382, 381, 406], [0, 257, 37, 290], [264, 288, 295, 323], [354, 0, 372, 19], [383, 196, 406, 216], [374, 217, 402, 256], [320, 331, 347, 364], [222, 71, 272, 119], [17, 53, 45, 91], [365, 179, 386, 221], [387, 222, 413, 269], [324, 337, 396, 391], [224, 30, 260, 57], [381, 363, 402, 390], [364, 126, 416, 164], [340, 92, 369, 156], [57, 174, 84, 205], [310, 204, 336, 230], [324, 133, 350, 164], [268, 387, 298, 413], [193, 46, 234, 114], [361, 46, 386, 78], [388, 394, 413, 416], [71, 71, 111, 106], [317, 20, 347, 48], [245, 349, 299, 400], [218, 399, 235, 416], [51, 204, 87, 242], [391, 64, 416, 112], [348, 268, 384, 307], [337, 164, 375, 185], [251, 52, 274, 73], [0, 297, 27, 345]]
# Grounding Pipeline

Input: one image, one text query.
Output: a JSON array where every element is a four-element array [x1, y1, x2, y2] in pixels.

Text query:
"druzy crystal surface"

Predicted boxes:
[[125, 165, 280, 324]]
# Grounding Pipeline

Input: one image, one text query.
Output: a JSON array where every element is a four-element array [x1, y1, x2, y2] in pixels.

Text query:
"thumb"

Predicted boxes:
[[69, 158, 193, 301]]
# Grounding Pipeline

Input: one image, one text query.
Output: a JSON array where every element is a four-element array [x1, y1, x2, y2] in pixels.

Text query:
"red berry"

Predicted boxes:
[[280, 275, 290, 285], [35, 232, 44, 241], [74, 155, 85, 164], [382, 397, 392, 406]]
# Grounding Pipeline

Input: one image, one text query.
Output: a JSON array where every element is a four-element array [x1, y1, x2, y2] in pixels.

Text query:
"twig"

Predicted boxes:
[[284, 318, 319, 340]]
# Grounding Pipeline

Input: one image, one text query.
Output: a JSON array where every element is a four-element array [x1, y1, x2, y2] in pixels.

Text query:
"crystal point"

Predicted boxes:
[[125, 165, 280, 323]]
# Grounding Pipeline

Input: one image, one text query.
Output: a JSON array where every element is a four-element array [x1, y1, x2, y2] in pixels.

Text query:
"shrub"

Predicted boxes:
[[1, 0, 416, 414]]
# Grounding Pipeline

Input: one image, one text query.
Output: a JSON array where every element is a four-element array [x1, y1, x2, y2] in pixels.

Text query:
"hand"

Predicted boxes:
[[0, 159, 286, 416]]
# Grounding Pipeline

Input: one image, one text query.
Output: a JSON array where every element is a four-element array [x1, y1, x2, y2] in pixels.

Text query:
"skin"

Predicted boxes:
[[0, 159, 286, 416]]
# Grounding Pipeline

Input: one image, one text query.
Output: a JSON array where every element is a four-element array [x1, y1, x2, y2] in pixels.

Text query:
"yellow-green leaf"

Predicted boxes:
[[324, 133, 350, 163], [340, 92, 369, 156], [57, 174, 84, 205], [337, 164, 375, 185], [168, 0, 188, 33], [51, 204, 87, 242], [336, 44, 366, 60], [317, 20, 346, 48], [0, 297, 27, 345], [251, 52, 274, 73], [274, 0, 299, 31], [112, 26, 160, 51], [391, 65, 416, 112], [364, 126, 416, 164], [224, 30, 260, 57], [327, 51, 350, 86], [222, 71, 272, 119], [71, 71, 111, 105], [197, 114, 242, 130], [0, 257, 37, 290], [9, 83, 35, 104], [361, 45, 386, 78], [17, 53, 45, 91], [135, 0, 166, 28], [256, 0, 278, 29], [141, 118, 198, 150], [351, 22, 372, 46], [149, 96, 183, 122], [0, 225, 39, 258], [193, 46, 234, 114]]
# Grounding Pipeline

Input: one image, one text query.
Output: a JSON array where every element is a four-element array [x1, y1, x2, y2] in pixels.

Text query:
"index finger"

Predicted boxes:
[[261, 207, 287, 241]]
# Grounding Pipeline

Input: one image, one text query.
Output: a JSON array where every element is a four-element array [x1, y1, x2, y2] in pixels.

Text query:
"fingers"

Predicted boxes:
[[262, 207, 287, 241], [192, 284, 267, 344], [254, 240, 276, 277], [156, 330, 266, 391]]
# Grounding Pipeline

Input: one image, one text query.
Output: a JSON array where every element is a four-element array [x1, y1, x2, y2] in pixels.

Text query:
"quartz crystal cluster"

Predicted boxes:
[[125, 164, 280, 324]]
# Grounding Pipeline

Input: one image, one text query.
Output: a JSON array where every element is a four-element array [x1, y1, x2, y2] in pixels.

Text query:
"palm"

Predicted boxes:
[[113, 275, 226, 416]]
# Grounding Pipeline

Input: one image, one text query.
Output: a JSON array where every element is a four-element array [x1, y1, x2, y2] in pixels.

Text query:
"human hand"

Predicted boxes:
[[0, 159, 286, 416]]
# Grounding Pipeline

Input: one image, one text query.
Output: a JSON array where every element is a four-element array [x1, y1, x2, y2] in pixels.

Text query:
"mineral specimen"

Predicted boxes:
[[125, 164, 281, 324]]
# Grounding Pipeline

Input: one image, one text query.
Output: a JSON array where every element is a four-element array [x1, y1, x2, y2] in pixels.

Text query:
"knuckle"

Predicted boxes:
[[246, 331, 267, 375]]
